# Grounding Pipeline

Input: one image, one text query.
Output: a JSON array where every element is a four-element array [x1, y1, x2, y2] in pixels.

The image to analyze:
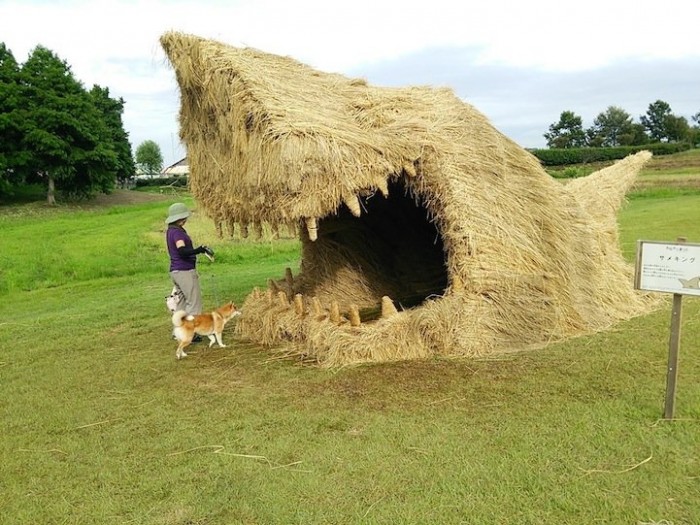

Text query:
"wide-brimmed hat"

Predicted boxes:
[[166, 202, 191, 224]]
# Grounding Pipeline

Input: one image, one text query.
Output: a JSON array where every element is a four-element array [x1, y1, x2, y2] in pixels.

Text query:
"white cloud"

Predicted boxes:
[[1, 0, 699, 164]]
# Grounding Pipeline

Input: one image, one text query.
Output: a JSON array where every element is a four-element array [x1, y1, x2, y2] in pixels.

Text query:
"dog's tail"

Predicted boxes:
[[171, 310, 188, 327]]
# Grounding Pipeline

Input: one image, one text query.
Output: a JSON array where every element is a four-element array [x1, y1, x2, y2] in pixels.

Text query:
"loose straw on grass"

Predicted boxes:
[[166, 445, 308, 471], [578, 454, 653, 476]]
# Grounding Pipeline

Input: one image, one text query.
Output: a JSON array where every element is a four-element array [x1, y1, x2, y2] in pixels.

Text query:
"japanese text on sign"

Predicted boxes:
[[635, 241, 700, 297]]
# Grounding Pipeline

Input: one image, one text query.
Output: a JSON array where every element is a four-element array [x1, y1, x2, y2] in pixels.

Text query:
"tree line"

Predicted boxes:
[[544, 101, 700, 149], [0, 42, 141, 203]]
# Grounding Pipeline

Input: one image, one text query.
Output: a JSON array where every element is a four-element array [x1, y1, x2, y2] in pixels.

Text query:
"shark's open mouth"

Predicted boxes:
[[294, 178, 448, 320], [161, 31, 658, 366]]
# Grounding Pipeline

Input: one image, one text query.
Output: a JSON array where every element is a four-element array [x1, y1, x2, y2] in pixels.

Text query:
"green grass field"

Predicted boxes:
[[1, 159, 700, 524]]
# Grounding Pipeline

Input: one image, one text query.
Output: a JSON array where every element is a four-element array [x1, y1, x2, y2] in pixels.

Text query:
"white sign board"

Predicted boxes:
[[635, 240, 700, 297]]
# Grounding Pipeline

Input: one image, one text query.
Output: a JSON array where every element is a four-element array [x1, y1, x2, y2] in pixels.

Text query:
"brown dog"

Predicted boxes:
[[171, 302, 241, 359]]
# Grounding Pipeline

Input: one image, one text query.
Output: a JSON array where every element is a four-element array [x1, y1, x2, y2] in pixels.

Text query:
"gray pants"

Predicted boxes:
[[170, 269, 202, 315]]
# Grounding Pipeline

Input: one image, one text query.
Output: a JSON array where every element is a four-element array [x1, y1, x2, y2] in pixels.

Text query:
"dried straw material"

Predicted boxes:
[[162, 32, 660, 367]]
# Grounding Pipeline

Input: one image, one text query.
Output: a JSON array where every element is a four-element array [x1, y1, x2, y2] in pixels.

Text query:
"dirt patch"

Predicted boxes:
[[78, 189, 172, 208]]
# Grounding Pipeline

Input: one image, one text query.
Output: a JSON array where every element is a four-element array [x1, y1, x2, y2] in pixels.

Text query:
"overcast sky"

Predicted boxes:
[[1, 0, 699, 166]]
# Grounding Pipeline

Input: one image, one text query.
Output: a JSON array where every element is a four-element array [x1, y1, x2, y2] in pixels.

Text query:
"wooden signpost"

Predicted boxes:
[[635, 238, 700, 419]]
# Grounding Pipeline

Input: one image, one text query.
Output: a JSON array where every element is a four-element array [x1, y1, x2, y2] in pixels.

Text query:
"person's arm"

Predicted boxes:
[[175, 239, 206, 257]]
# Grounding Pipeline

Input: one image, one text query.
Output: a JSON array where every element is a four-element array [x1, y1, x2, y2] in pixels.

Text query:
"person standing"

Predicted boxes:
[[165, 202, 212, 317]]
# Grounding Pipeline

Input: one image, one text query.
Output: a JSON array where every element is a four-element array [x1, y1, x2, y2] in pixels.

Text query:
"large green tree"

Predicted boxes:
[[89, 85, 135, 186], [691, 112, 700, 146], [544, 111, 586, 148], [135, 140, 163, 175], [640, 100, 673, 142], [0, 43, 25, 193], [587, 106, 639, 147], [664, 115, 690, 143], [19, 46, 117, 203]]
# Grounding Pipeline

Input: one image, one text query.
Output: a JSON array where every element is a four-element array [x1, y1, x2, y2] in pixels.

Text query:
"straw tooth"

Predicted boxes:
[[241, 222, 249, 238], [330, 301, 340, 324], [349, 304, 361, 327], [265, 289, 274, 302], [343, 194, 362, 217], [451, 274, 464, 293], [403, 163, 417, 178], [294, 294, 305, 315], [305, 217, 318, 241], [268, 278, 281, 294], [381, 296, 398, 318], [277, 290, 289, 307], [285, 267, 294, 292], [254, 222, 264, 239], [251, 287, 261, 299], [377, 178, 389, 197], [311, 297, 323, 317], [271, 222, 280, 239]]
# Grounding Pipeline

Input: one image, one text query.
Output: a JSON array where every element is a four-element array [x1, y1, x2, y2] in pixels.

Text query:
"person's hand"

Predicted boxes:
[[202, 246, 214, 257]]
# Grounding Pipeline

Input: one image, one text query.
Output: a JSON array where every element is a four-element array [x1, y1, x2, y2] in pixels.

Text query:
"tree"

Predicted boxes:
[[544, 111, 586, 148], [665, 115, 690, 143], [19, 46, 117, 203], [587, 106, 636, 147], [628, 123, 650, 146], [640, 100, 673, 142], [0, 42, 25, 194], [89, 85, 135, 186], [690, 112, 700, 146], [135, 140, 163, 175]]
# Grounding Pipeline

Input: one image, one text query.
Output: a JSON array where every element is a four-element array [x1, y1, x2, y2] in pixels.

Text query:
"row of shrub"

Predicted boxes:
[[133, 175, 188, 188], [529, 143, 691, 166]]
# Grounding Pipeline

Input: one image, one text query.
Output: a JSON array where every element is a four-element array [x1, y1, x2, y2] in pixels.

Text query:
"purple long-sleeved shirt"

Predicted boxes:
[[166, 225, 197, 271]]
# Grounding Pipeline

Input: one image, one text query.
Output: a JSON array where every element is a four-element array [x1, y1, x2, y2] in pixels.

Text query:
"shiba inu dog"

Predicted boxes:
[[171, 302, 241, 359]]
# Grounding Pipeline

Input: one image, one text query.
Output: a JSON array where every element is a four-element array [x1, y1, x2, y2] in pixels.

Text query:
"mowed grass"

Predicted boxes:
[[1, 178, 700, 524]]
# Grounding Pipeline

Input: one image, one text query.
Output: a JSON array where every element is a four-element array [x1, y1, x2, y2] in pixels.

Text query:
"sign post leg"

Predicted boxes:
[[663, 293, 683, 419]]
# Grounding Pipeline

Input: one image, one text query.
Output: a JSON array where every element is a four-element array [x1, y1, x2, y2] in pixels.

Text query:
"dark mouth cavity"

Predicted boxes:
[[300, 178, 448, 321]]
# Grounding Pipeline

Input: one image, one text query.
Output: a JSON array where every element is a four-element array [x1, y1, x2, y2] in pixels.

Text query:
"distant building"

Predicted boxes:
[[162, 157, 189, 176]]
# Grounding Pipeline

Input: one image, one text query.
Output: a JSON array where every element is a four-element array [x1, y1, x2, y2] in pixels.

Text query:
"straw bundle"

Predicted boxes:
[[161, 32, 659, 367]]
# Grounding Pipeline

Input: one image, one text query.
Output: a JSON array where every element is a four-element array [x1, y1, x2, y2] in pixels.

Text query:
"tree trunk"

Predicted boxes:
[[47, 175, 56, 205]]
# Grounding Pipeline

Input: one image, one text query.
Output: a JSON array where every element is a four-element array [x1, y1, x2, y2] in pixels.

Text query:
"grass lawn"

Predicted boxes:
[[1, 167, 699, 524]]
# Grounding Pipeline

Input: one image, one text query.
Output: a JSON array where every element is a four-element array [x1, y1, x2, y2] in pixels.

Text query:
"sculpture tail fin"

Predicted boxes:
[[565, 150, 651, 222]]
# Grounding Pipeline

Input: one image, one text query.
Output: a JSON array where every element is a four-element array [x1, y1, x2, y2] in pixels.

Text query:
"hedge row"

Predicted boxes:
[[529, 143, 691, 166], [133, 175, 188, 188]]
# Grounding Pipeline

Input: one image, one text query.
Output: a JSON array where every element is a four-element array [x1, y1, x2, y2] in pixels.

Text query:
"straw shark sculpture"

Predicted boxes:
[[161, 32, 657, 366]]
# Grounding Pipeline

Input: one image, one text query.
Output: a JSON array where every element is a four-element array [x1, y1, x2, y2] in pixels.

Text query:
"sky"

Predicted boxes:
[[1, 0, 699, 166]]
